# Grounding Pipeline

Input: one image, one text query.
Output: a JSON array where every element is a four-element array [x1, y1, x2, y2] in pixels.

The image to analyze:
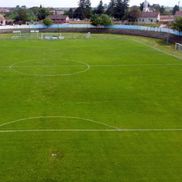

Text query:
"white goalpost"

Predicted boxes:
[[175, 43, 182, 52]]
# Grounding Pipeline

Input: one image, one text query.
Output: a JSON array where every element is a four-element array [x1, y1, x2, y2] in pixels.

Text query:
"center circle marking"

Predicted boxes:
[[9, 59, 90, 76]]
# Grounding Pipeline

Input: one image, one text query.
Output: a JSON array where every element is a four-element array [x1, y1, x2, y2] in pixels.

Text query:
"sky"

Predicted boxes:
[[0, 0, 181, 8]]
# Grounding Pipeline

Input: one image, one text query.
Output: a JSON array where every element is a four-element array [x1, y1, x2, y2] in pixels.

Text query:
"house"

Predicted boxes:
[[49, 15, 69, 24], [160, 15, 174, 24], [137, 1, 160, 24], [175, 11, 182, 18], [138, 12, 160, 24], [0, 14, 6, 25], [0, 8, 10, 14], [50, 8, 65, 15]]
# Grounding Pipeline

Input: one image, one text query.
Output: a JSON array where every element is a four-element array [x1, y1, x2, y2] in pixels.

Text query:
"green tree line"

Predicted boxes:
[[6, 5, 50, 24]]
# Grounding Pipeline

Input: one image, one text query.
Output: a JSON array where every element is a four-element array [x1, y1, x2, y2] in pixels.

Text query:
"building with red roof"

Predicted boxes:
[[138, 12, 160, 24]]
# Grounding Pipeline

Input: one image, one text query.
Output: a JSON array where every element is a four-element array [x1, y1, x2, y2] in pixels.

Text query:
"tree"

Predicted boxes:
[[96, 0, 105, 15], [79, 0, 86, 9], [173, 17, 182, 31], [72, 0, 92, 20], [140, 2, 144, 11], [85, 0, 92, 19], [30, 7, 39, 15], [6, 6, 29, 23], [68, 8, 74, 19], [113, 0, 123, 20], [159, 6, 165, 15], [91, 14, 112, 26], [90, 14, 101, 25], [27, 9, 37, 22], [123, 0, 129, 18], [128, 6, 141, 22], [106, 0, 116, 16], [73, 0, 92, 19], [113, 0, 129, 20], [43, 18, 53, 26], [38, 6, 49, 20], [151, 4, 160, 12], [29, 7, 38, 21], [15, 7, 29, 23], [73, 7, 85, 19], [6, 6, 19, 21], [172, 5, 179, 15], [99, 14, 112, 25], [6, 5, 50, 23]]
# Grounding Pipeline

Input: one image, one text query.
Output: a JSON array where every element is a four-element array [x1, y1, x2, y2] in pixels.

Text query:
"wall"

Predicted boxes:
[[138, 18, 158, 24]]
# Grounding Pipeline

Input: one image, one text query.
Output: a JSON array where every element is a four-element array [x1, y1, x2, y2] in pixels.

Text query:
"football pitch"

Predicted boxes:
[[0, 34, 182, 182]]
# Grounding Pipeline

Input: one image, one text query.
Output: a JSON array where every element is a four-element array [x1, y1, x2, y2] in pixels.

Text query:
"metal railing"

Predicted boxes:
[[0, 24, 182, 36]]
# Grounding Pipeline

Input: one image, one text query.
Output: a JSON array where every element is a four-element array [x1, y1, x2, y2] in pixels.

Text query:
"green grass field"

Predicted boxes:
[[0, 34, 182, 182]]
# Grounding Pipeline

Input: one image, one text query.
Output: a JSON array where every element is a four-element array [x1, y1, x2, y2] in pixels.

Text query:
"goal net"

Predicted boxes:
[[30, 30, 40, 39], [41, 33, 64, 40], [11, 30, 40, 39], [175, 43, 182, 52], [11, 30, 22, 39]]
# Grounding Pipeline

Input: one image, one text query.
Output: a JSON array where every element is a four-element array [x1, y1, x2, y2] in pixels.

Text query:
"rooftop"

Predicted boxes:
[[140, 12, 159, 18], [175, 11, 182, 17]]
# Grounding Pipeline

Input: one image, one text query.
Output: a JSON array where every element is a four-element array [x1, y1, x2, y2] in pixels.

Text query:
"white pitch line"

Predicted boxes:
[[9, 65, 87, 68], [8, 60, 90, 77], [0, 128, 182, 133], [0, 116, 117, 130], [90, 64, 182, 67], [1, 63, 182, 69]]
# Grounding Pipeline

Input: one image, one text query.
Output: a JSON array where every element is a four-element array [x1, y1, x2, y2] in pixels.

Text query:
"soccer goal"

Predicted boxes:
[[11, 30, 22, 39], [30, 30, 40, 39], [175, 43, 182, 52], [85, 32, 91, 39], [41, 33, 64, 40]]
